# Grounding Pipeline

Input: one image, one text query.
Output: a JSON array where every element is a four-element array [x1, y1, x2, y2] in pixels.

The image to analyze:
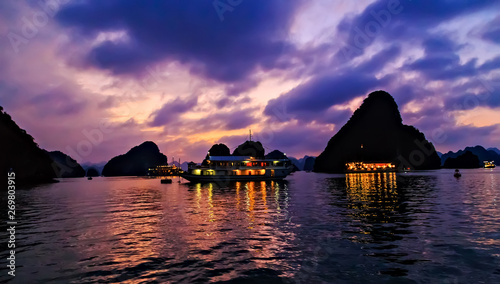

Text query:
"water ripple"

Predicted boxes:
[[1, 170, 499, 283]]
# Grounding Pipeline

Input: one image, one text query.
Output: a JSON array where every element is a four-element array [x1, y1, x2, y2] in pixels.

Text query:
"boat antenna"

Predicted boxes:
[[249, 129, 252, 141]]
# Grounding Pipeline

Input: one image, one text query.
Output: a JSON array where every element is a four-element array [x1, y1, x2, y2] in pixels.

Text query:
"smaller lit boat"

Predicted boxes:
[[484, 161, 496, 168], [161, 178, 173, 184], [345, 162, 397, 173], [454, 169, 461, 178]]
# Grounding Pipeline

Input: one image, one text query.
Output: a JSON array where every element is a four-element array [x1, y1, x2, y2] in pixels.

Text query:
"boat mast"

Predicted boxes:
[[249, 129, 252, 141]]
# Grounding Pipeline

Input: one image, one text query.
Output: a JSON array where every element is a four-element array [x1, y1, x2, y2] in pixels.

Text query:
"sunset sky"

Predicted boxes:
[[1, 0, 500, 164]]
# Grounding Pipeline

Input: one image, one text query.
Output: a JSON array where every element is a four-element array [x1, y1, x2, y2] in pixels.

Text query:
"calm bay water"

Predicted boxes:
[[2, 169, 500, 283]]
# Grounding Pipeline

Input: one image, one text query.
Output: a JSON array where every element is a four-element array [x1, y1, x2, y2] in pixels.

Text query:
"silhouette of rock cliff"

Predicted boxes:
[[314, 91, 441, 173], [102, 141, 167, 176], [208, 143, 231, 156], [1, 107, 56, 184], [232, 141, 265, 157], [46, 150, 86, 178], [202, 143, 231, 166]]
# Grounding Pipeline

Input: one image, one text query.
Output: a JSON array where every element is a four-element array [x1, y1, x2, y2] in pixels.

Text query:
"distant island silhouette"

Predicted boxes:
[[86, 167, 99, 177], [288, 155, 316, 171], [314, 90, 441, 173], [443, 151, 480, 168], [1, 107, 56, 184], [102, 141, 168, 176], [487, 147, 500, 155], [441, 146, 500, 167]]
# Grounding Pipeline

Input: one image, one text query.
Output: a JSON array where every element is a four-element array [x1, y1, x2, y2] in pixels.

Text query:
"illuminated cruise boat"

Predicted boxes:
[[484, 161, 496, 168], [181, 156, 293, 182], [345, 162, 397, 173]]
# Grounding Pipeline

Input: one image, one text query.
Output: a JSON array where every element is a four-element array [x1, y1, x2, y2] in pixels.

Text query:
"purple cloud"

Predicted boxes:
[[253, 124, 334, 157], [263, 45, 402, 123], [335, 0, 498, 59], [435, 124, 499, 150], [444, 90, 500, 111], [402, 34, 482, 80], [478, 16, 500, 44], [478, 56, 500, 72], [202, 109, 258, 131], [149, 97, 198, 126], [1, 0, 499, 164], [265, 73, 381, 114], [55, 0, 302, 86]]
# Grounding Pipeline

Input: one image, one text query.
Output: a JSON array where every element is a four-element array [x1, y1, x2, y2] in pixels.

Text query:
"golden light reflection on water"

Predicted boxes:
[[261, 181, 268, 213], [17, 172, 500, 283], [208, 183, 215, 222], [246, 182, 256, 228], [180, 180, 294, 280], [345, 172, 399, 223], [236, 181, 241, 210]]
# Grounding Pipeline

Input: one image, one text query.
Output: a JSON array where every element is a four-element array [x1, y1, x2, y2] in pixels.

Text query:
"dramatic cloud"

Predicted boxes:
[[335, 0, 498, 59], [478, 15, 500, 44], [149, 97, 198, 126], [444, 90, 500, 111], [55, 0, 302, 86], [264, 44, 400, 123], [266, 73, 380, 114], [1, 0, 499, 163], [404, 38, 478, 80]]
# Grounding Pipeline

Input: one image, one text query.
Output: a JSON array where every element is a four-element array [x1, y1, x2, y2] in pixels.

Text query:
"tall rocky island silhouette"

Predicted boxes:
[[102, 141, 167, 176], [1, 107, 56, 183], [314, 91, 441, 173]]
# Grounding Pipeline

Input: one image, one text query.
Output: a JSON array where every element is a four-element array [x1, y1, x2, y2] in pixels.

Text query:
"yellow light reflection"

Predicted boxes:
[[246, 182, 256, 228], [235, 181, 241, 211], [261, 181, 268, 213], [345, 172, 398, 223], [196, 183, 202, 209], [177, 180, 294, 281], [208, 183, 214, 222]]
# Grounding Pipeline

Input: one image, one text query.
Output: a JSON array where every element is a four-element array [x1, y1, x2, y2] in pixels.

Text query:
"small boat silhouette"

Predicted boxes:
[[87, 177, 93, 180], [161, 178, 172, 184], [453, 169, 461, 178]]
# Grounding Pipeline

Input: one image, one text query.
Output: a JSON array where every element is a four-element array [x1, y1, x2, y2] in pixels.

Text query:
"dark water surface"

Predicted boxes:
[[2, 169, 500, 283]]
